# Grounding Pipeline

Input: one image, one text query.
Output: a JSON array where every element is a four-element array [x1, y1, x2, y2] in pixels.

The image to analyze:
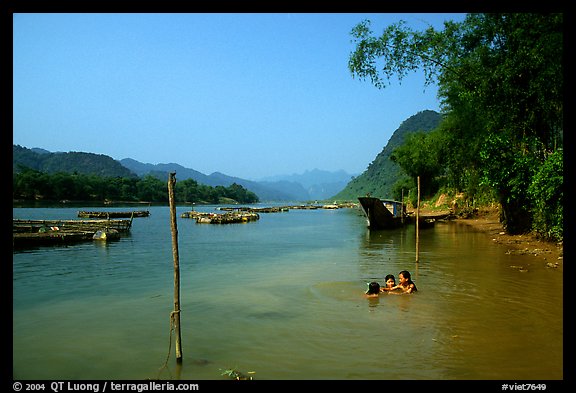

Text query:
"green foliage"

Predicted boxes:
[[528, 150, 563, 241], [348, 13, 563, 238], [478, 132, 541, 232], [391, 176, 415, 206], [390, 129, 446, 198], [136, 175, 167, 202], [13, 169, 259, 204]]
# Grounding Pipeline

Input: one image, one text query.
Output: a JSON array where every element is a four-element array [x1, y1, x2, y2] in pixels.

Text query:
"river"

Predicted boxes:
[[12, 204, 563, 380]]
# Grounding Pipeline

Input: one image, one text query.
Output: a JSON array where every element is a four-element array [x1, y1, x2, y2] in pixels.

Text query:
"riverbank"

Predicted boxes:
[[449, 206, 563, 271]]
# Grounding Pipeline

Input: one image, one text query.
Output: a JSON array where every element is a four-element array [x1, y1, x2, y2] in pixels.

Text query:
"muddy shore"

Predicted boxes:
[[439, 206, 563, 272]]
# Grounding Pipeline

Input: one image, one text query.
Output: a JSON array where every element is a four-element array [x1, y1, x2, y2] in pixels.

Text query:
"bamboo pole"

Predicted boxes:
[[401, 188, 405, 224], [416, 176, 420, 263], [168, 172, 183, 363]]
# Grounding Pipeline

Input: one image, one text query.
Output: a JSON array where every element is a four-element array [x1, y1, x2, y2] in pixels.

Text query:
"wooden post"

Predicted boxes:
[[401, 188, 404, 224], [168, 172, 183, 363], [416, 176, 420, 263]]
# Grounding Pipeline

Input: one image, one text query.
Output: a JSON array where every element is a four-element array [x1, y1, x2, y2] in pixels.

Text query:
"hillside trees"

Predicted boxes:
[[13, 169, 259, 204], [349, 13, 563, 238], [13, 145, 137, 178], [389, 129, 446, 199]]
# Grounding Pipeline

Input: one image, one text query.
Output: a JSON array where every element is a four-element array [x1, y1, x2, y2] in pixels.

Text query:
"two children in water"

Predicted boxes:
[[365, 270, 417, 297]]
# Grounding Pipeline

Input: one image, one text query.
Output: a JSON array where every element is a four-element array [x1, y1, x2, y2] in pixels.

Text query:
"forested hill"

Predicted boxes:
[[13, 145, 136, 178], [332, 110, 442, 201]]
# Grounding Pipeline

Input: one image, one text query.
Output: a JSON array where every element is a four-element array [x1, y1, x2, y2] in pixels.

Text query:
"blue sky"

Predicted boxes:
[[13, 13, 467, 180]]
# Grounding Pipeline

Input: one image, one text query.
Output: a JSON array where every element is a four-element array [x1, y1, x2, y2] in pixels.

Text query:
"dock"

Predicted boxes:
[[13, 218, 133, 248], [77, 210, 150, 218]]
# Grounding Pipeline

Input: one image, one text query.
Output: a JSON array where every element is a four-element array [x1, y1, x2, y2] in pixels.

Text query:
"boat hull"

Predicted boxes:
[[357, 197, 405, 230]]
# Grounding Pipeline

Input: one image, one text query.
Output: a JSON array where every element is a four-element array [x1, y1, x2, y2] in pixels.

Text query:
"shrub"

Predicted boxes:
[[528, 149, 563, 241]]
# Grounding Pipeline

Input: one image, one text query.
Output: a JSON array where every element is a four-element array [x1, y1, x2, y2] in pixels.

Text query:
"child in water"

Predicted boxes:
[[394, 270, 417, 293], [380, 274, 397, 292], [364, 281, 381, 298]]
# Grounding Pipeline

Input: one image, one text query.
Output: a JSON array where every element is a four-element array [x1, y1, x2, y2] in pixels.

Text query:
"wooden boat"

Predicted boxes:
[[357, 197, 406, 230], [78, 210, 150, 218]]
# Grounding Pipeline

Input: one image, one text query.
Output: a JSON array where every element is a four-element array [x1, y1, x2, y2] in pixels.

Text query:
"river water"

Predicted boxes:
[[12, 205, 563, 380]]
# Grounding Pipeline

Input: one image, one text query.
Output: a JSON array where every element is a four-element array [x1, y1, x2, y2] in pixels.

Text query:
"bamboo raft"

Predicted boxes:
[[13, 218, 132, 248], [216, 206, 289, 213], [77, 210, 150, 218], [215, 203, 357, 213], [180, 211, 260, 224]]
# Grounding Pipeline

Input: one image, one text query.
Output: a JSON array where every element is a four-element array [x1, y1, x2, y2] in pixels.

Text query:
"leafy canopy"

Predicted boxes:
[[348, 13, 563, 236]]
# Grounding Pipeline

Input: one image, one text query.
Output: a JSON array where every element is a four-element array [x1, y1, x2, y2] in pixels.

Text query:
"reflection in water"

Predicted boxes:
[[366, 296, 380, 309]]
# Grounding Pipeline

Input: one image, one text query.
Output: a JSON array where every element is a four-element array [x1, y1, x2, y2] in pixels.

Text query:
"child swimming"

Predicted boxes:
[[380, 274, 397, 292], [394, 270, 417, 293], [364, 281, 381, 298]]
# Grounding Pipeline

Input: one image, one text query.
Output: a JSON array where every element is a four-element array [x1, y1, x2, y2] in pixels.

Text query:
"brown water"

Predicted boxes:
[[12, 206, 563, 380]]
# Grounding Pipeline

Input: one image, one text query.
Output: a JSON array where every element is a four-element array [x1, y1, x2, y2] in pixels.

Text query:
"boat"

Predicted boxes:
[[357, 197, 406, 230]]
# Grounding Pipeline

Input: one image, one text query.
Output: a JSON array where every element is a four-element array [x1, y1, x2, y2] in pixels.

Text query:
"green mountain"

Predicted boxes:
[[332, 110, 443, 201], [13, 145, 137, 178]]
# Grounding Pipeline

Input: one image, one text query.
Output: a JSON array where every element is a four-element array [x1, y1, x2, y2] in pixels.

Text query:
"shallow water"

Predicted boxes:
[[12, 205, 563, 380]]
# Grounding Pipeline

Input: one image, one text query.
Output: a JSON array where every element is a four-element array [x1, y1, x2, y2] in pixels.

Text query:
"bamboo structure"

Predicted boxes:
[[77, 210, 150, 218], [416, 176, 420, 263], [168, 172, 183, 363], [13, 218, 132, 248], [13, 219, 132, 233]]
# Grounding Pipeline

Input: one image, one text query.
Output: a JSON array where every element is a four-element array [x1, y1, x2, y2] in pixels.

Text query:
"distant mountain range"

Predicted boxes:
[[12, 144, 355, 201], [259, 169, 355, 201], [13, 109, 442, 203], [119, 157, 341, 201]]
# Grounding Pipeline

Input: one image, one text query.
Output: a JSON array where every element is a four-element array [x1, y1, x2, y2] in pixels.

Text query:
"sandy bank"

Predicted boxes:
[[449, 206, 563, 272]]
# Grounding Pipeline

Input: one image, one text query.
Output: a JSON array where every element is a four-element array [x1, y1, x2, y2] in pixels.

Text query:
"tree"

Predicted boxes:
[[349, 13, 563, 234], [136, 175, 167, 202], [13, 169, 260, 204], [390, 129, 446, 198]]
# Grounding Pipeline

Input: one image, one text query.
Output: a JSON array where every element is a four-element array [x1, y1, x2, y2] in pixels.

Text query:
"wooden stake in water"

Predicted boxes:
[[168, 172, 183, 363], [401, 188, 405, 225], [416, 176, 420, 263]]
